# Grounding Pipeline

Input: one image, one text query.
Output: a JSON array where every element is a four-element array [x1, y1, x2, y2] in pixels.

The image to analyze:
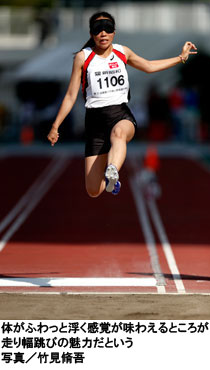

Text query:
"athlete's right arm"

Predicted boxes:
[[47, 51, 84, 146]]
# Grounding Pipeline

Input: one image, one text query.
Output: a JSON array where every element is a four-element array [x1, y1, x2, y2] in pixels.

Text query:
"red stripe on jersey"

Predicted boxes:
[[113, 49, 127, 64], [82, 51, 95, 95]]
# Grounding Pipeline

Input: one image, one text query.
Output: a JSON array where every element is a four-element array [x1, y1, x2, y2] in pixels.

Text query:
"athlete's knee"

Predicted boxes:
[[86, 183, 102, 198], [87, 190, 100, 198], [111, 126, 125, 140]]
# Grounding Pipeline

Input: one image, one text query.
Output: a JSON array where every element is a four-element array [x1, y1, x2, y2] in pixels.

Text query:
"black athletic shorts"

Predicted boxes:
[[85, 103, 137, 157]]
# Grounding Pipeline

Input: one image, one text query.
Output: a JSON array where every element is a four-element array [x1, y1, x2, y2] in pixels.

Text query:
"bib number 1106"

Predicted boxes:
[[97, 75, 125, 89]]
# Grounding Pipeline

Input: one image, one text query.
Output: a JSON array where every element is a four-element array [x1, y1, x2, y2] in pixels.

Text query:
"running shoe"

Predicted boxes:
[[105, 164, 119, 192], [112, 181, 121, 195]]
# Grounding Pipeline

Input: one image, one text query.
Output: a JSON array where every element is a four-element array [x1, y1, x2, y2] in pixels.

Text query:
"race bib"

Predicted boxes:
[[90, 67, 129, 97]]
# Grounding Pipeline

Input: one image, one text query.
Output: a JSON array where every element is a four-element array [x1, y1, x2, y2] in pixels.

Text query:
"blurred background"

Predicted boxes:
[[1, 0, 210, 146]]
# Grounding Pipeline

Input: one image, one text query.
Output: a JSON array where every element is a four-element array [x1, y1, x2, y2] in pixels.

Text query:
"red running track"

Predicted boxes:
[[0, 152, 209, 294]]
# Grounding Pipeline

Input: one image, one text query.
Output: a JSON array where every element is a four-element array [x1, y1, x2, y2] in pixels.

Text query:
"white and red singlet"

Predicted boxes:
[[82, 44, 130, 108]]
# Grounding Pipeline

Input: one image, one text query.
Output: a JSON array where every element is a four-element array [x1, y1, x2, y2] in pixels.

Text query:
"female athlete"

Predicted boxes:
[[47, 11, 197, 197]]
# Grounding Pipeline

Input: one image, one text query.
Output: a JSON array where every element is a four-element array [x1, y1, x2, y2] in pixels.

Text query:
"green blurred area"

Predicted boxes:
[[0, 0, 207, 7], [0, 0, 55, 7]]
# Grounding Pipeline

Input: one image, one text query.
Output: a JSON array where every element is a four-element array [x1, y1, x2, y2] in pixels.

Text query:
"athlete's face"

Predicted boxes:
[[91, 17, 115, 50]]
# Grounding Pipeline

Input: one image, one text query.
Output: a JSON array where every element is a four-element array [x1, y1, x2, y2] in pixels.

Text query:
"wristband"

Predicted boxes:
[[179, 55, 186, 64]]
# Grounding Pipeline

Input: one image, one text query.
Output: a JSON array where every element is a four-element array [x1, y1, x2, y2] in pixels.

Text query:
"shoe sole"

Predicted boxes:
[[105, 165, 119, 192]]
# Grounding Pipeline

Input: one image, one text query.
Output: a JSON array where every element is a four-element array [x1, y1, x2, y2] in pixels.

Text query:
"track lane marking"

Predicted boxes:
[[0, 156, 59, 234], [147, 199, 186, 294], [129, 176, 166, 293], [0, 277, 157, 287], [0, 156, 70, 252], [129, 158, 166, 293], [129, 155, 186, 294]]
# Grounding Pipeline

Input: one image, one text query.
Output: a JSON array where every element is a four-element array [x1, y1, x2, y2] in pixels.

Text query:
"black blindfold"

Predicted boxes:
[[90, 19, 115, 36]]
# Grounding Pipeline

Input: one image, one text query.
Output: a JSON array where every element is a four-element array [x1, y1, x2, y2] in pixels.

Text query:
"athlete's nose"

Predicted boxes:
[[100, 30, 107, 36]]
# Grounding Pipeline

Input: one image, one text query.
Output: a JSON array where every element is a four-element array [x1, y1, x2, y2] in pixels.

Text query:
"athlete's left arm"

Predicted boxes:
[[123, 42, 197, 73]]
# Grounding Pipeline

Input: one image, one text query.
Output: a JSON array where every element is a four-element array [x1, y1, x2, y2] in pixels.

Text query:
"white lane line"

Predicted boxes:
[[0, 156, 70, 252], [129, 174, 166, 294], [147, 199, 186, 294], [0, 156, 59, 234], [0, 277, 157, 287]]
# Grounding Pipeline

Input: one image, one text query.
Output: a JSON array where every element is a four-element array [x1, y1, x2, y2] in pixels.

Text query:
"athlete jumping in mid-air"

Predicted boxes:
[[47, 11, 197, 197]]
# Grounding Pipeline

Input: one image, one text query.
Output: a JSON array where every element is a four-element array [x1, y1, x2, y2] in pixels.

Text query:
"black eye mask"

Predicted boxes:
[[90, 19, 115, 36]]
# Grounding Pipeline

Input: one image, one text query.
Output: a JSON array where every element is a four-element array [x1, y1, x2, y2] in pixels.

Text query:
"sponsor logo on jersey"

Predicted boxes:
[[108, 62, 119, 69]]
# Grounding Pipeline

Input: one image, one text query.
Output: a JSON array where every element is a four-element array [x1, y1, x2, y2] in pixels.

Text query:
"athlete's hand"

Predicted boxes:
[[180, 41, 197, 63], [47, 126, 59, 146]]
